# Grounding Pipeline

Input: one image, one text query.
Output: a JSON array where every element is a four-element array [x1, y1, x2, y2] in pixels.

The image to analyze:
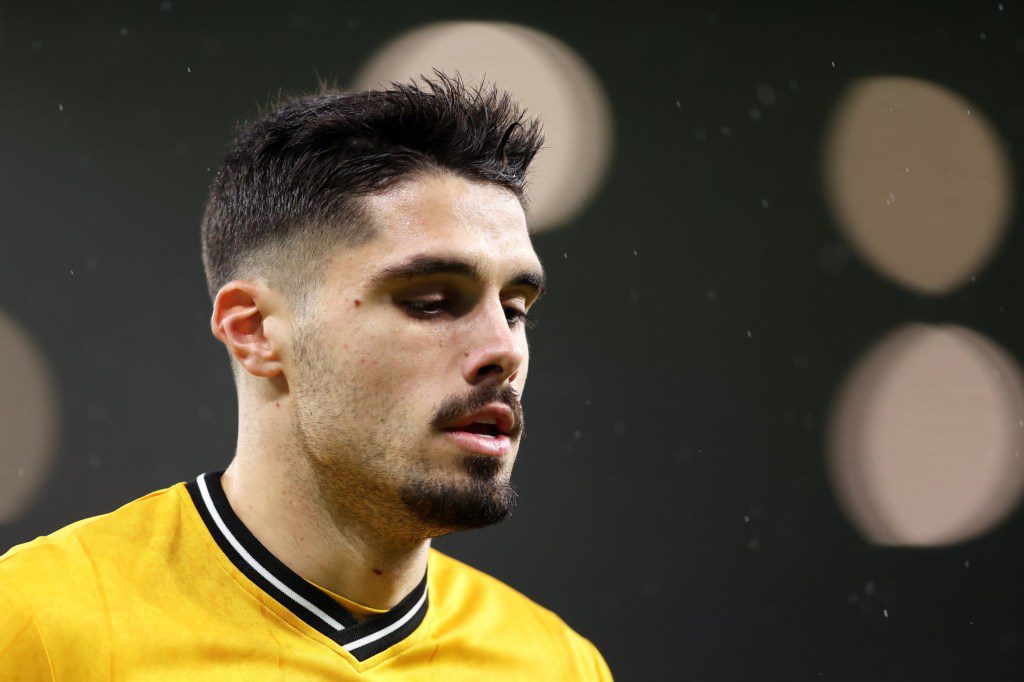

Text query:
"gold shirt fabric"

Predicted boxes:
[[0, 472, 611, 680]]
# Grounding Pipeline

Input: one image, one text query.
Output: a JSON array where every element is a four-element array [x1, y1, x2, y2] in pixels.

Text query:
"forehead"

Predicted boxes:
[[345, 173, 540, 280]]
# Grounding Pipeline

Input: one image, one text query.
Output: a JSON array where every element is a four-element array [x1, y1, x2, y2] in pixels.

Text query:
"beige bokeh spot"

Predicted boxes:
[[0, 310, 59, 523], [828, 324, 1024, 546], [823, 76, 1013, 294], [354, 21, 613, 233]]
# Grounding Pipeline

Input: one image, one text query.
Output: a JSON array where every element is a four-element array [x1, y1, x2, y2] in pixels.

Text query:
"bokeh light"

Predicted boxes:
[[827, 323, 1024, 546], [354, 21, 613, 233], [823, 76, 1013, 295], [0, 310, 59, 523]]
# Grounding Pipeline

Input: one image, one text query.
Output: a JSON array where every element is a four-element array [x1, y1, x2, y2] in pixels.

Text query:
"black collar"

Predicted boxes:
[[185, 471, 429, 661]]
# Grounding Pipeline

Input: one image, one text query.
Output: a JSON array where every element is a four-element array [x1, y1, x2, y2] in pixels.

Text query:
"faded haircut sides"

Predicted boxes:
[[199, 71, 545, 314]]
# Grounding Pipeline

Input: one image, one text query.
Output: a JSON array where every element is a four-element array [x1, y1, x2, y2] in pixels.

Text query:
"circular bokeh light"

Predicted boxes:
[[823, 76, 1012, 294], [0, 310, 59, 523], [828, 324, 1024, 546], [354, 21, 613, 233]]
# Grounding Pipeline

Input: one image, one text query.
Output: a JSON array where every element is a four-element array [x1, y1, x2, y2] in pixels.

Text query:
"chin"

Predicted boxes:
[[459, 453, 505, 480], [397, 463, 519, 533]]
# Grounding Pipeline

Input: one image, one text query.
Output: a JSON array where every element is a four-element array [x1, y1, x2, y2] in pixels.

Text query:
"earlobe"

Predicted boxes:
[[211, 282, 284, 378]]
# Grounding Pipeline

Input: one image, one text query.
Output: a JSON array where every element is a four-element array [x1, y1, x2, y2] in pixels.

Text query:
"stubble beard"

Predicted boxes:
[[290, 325, 519, 539]]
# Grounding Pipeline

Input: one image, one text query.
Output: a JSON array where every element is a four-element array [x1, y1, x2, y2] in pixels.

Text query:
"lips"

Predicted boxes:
[[441, 430, 511, 456], [440, 403, 517, 456], [442, 404, 515, 437]]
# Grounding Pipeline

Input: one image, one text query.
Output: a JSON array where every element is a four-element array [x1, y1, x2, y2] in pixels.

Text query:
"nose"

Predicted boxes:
[[461, 297, 526, 386]]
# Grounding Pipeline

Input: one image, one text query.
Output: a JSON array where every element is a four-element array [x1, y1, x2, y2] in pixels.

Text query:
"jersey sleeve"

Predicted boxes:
[[0, 571, 55, 680], [577, 635, 614, 681]]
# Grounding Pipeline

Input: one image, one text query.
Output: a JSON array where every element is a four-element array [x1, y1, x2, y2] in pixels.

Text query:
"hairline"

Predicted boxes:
[[231, 169, 532, 301]]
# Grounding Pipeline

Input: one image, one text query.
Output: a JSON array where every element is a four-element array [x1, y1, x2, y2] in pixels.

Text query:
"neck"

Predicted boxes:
[[221, 419, 430, 611]]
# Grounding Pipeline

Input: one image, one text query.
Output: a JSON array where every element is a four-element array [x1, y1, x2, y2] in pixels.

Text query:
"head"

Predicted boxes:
[[202, 74, 546, 538]]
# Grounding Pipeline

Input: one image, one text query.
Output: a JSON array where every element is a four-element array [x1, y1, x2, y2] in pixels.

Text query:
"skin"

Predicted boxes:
[[211, 172, 544, 612]]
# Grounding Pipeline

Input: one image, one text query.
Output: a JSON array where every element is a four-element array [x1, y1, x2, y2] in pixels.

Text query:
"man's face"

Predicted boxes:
[[286, 173, 545, 536]]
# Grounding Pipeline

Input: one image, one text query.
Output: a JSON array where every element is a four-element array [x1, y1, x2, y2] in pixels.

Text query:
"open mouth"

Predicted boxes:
[[439, 404, 515, 455], [449, 422, 501, 438]]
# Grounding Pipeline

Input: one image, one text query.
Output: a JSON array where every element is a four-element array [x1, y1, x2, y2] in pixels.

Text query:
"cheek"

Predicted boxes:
[[348, 324, 446, 400]]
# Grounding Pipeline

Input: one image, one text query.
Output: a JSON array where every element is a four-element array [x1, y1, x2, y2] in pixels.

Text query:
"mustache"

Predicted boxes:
[[434, 384, 525, 439]]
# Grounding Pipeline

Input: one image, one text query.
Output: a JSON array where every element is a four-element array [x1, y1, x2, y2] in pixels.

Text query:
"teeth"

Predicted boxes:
[[476, 417, 497, 425]]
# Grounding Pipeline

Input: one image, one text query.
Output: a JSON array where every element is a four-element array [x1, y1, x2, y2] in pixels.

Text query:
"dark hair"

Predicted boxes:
[[200, 72, 545, 306]]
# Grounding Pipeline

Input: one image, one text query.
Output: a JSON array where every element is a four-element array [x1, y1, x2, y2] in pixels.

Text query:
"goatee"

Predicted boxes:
[[398, 454, 518, 534]]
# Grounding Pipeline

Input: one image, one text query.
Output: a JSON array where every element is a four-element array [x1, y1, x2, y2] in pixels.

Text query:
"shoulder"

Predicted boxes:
[[0, 483, 186, 609], [427, 547, 567, 629], [427, 548, 613, 680], [0, 567, 54, 678], [0, 483, 188, 677]]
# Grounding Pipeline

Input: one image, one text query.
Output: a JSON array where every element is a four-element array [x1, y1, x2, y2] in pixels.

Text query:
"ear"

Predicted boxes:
[[210, 281, 285, 378]]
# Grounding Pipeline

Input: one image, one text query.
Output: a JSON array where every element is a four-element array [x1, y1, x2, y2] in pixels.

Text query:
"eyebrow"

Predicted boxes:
[[369, 254, 547, 301]]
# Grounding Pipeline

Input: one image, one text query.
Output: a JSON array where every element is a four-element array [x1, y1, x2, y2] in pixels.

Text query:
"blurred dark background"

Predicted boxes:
[[2, 2, 1024, 679]]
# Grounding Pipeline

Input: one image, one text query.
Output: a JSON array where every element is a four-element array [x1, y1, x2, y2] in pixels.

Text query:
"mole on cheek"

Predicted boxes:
[[353, 298, 362, 307], [372, 568, 383, 576]]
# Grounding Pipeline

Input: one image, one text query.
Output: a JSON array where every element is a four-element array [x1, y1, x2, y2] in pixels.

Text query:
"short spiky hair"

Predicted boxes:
[[200, 72, 545, 306]]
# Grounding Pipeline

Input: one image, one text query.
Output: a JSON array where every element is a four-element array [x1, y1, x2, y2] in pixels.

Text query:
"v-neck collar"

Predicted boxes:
[[185, 471, 429, 662]]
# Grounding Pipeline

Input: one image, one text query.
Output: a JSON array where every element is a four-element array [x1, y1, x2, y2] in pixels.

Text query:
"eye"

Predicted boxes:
[[505, 307, 538, 330], [401, 299, 452, 317], [401, 295, 537, 330]]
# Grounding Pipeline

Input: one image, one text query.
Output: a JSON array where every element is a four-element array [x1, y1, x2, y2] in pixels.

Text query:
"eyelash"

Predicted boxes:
[[513, 310, 539, 330], [402, 300, 538, 330]]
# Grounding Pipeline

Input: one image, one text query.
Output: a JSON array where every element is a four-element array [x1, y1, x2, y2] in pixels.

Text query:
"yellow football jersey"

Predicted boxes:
[[0, 472, 612, 680]]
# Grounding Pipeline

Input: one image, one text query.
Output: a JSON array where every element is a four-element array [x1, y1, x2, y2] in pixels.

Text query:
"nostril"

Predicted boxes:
[[477, 363, 504, 378]]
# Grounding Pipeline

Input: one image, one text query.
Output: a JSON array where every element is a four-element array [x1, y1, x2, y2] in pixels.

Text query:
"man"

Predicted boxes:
[[0, 74, 612, 679]]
